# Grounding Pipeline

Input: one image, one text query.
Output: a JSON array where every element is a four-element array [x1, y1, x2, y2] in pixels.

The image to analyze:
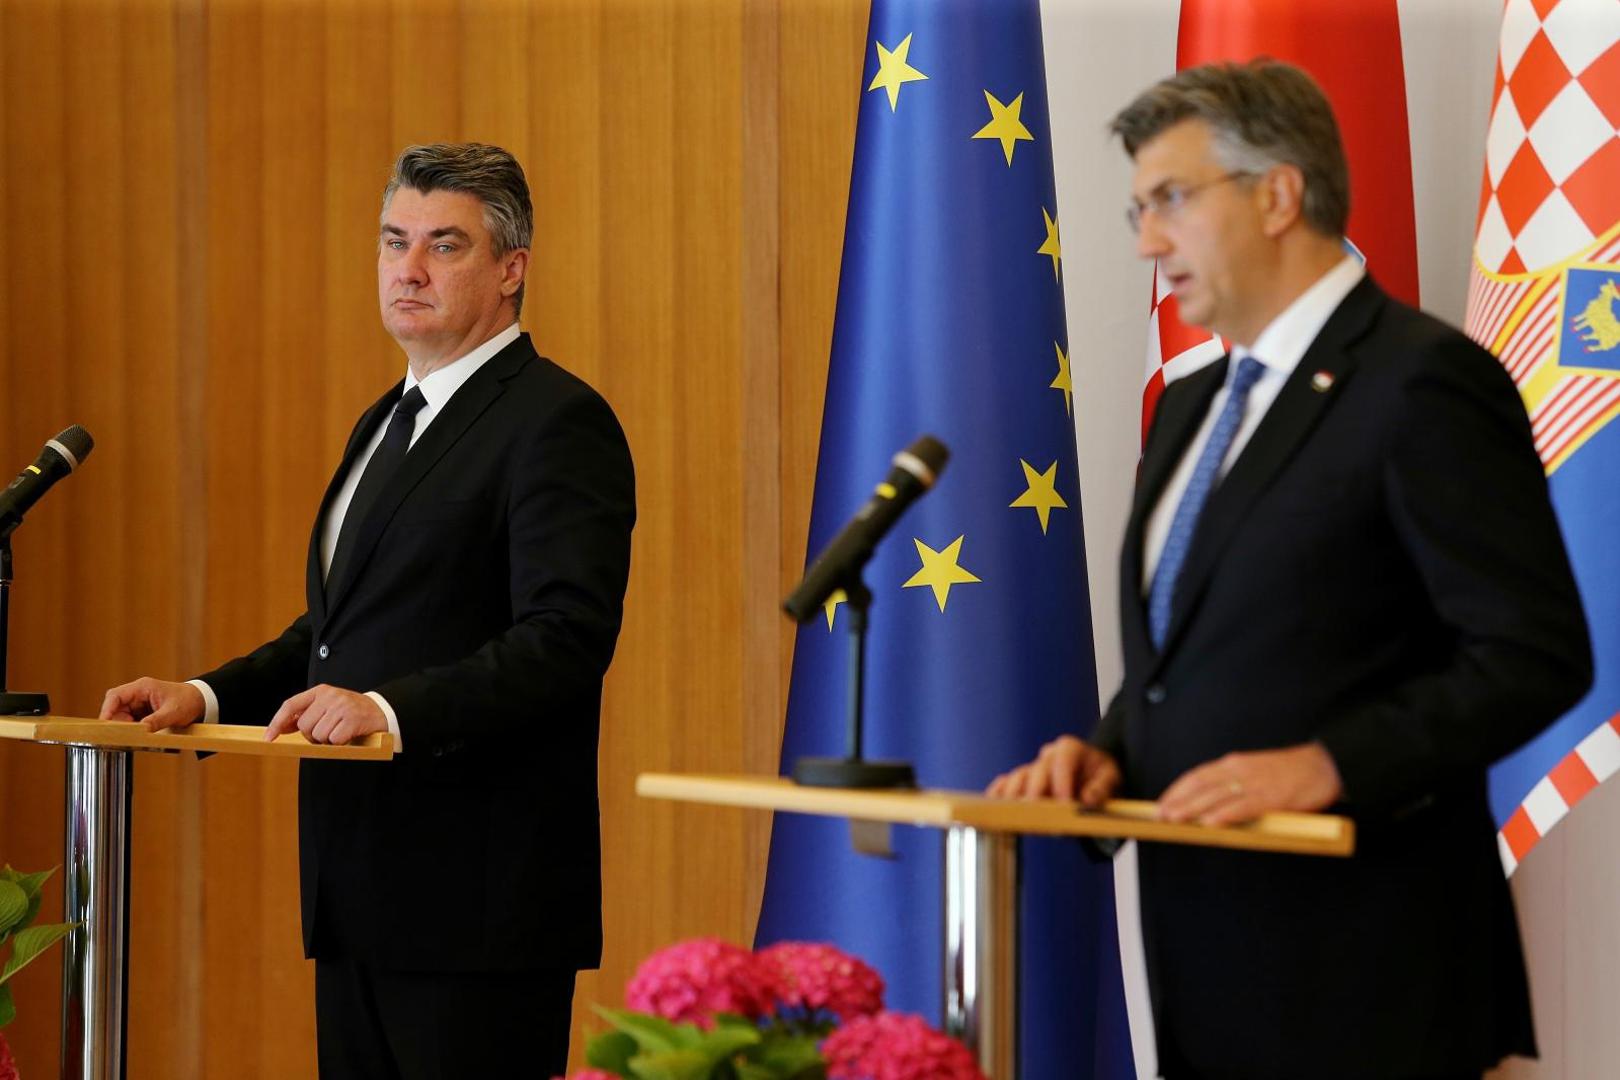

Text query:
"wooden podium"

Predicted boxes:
[[0, 716, 392, 1080], [637, 773, 1354, 1080]]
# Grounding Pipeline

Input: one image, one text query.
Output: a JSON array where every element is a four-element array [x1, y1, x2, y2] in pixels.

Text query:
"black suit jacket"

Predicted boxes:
[[1093, 278, 1592, 1079], [200, 333, 635, 973]]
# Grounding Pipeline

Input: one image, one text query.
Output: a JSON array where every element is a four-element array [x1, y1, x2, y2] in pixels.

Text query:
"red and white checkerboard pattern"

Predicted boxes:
[[1475, 0, 1620, 276], [1498, 712, 1620, 873], [1141, 262, 1224, 444], [1468, 0, 1620, 873]]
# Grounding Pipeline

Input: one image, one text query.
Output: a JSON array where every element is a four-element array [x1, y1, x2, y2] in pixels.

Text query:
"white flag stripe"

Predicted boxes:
[[1531, 376, 1591, 444], [1576, 720, 1620, 782], [1498, 832, 1519, 876], [1523, 776, 1572, 834], [1502, 300, 1558, 381], [1541, 380, 1620, 463]]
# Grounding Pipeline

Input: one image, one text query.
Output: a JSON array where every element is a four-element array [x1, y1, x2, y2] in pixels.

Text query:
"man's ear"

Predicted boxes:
[[1257, 164, 1307, 239], [500, 247, 530, 298]]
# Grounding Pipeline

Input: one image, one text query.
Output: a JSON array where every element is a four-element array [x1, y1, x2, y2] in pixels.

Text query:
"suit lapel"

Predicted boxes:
[[1153, 276, 1384, 661], [308, 383, 403, 625], [322, 337, 530, 619]]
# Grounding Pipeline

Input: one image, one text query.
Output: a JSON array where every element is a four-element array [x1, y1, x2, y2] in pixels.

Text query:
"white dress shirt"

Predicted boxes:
[[192, 322, 523, 752], [1141, 257, 1364, 591]]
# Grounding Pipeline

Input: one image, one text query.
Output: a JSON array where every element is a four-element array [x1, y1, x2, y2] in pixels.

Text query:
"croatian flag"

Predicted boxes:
[[1464, 0, 1620, 873]]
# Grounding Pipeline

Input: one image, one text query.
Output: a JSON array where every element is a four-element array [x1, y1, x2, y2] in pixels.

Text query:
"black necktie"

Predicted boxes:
[[327, 386, 427, 590]]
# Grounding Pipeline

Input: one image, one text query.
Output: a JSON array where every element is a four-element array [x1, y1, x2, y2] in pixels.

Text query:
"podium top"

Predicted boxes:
[[0, 716, 393, 760], [636, 773, 1353, 857]]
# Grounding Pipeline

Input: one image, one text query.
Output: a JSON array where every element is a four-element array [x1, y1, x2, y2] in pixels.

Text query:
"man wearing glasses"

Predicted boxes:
[[991, 61, 1590, 1080]]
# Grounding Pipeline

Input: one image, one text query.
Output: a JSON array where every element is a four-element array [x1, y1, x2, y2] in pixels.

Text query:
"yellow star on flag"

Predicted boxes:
[[823, 588, 847, 631], [1037, 207, 1062, 281], [1009, 459, 1067, 534], [1050, 341, 1072, 415], [902, 536, 982, 612], [972, 90, 1035, 166], [868, 33, 928, 111]]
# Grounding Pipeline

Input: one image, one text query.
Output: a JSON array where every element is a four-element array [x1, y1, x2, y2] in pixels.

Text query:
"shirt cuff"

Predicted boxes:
[[186, 680, 220, 725], [365, 691, 403, 754]]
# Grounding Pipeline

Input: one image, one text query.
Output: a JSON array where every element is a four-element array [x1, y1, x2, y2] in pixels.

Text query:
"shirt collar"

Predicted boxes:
[[1230, 255, 1364, 380], [402, 322, 521, 414]]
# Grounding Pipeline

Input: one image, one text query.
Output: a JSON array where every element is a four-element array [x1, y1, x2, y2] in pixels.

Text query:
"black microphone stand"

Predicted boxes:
[[0, 539, 50, 715], [792, 576, 915, 789]]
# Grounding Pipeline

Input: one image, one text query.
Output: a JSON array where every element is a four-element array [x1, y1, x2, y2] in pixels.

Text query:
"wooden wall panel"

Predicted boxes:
[[0, 2, 72, 1074], [0, 0, 869, 1073]]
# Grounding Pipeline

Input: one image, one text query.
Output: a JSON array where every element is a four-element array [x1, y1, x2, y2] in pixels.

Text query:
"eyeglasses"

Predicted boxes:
[[1125, 171, 1255, 234]]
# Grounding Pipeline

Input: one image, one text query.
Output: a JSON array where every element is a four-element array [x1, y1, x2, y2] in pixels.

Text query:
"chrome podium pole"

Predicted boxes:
[[59, 745, 132, 1080], [943, 825, 1018, 1078]]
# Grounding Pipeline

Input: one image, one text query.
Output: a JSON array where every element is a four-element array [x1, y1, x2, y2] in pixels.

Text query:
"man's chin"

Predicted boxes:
[[383, 312, 438, 341]]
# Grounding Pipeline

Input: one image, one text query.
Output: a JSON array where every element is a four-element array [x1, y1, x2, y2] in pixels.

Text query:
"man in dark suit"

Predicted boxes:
[[100, 143, 634, 1079], [989, 63, 1591, 1079]]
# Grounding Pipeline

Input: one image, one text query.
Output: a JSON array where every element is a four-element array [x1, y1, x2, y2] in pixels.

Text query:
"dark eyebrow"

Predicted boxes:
[[378, 224, 472, 242]]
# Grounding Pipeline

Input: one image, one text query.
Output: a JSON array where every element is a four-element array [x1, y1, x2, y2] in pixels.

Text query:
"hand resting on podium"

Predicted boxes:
[[100, 677, 387, 745], [986, 733, 1344, 826], [99, 677, 204, 732]]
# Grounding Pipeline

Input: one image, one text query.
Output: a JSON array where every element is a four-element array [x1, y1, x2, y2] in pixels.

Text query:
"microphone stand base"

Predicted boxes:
[[792, 757, 915, 789], [0, 691, 49, 716]]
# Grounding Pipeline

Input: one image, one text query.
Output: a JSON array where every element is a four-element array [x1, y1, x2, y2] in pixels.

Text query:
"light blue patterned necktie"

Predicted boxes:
[[1147, 355, 1267, 649]]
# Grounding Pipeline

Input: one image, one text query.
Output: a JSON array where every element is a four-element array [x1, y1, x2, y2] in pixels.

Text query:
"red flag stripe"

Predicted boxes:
[[1496, 712, 1620, 874]]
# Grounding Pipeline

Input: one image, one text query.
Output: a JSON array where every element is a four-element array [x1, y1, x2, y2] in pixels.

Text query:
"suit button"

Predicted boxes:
[[317, 644, 330, 660], [1145, 683, 1166, 705], [432, 746, 445, 758]]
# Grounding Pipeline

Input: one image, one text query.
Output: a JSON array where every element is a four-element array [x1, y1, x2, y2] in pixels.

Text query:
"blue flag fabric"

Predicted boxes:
[[755, 2, 1136, 1076]]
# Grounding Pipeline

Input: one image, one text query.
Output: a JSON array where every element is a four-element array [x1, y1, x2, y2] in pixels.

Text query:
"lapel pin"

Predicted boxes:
[[1310, 370, 1335, 393]]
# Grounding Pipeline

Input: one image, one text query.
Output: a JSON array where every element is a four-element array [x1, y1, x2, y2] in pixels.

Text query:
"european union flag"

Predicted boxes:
[[756, 1, 1135, 1076]]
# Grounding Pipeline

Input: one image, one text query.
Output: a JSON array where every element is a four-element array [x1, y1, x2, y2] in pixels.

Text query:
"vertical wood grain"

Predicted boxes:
[[0, 1, 869, 1074], [0, 1, 70, 1071], [739, 0, 783, 950]]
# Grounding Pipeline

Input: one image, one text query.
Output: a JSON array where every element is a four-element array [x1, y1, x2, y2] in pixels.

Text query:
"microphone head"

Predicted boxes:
[[50, 425, 94, 470], [893, 434, 949, 487]]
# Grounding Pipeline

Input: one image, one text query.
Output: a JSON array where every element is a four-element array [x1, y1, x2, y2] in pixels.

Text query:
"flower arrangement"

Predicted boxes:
[[0, 865, 76, 1079], [558, 938, 986, 1080]]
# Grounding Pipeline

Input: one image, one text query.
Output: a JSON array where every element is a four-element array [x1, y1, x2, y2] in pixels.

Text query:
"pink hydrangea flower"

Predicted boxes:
[[756, 941, 884, 1021], [551, 1071, 618, 1080], [0, 1031, 17, 1080], [624, 937, 774, 1027], [821, 1011, 987, 1080]]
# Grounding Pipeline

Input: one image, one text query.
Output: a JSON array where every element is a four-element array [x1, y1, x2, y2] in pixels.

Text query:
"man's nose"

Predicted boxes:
[[1135, 213, 1170, 260], [396, 245, 428, 285]]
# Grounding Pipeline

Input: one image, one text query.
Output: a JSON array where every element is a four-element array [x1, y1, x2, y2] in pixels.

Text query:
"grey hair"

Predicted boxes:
[[381, 143, 534, 316], [1109, 60, 1350, 237]]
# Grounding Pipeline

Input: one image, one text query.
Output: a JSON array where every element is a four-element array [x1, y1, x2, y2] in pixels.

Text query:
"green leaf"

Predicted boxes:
[[732, 1065, 780, 1080], [756, 1034, 825, 1078], [586, 1030, 639, 1074], [693, 1024, 761, 1059], [0, 984, 13, 1028], [593, 1006, 701, 1052], [626, 1050, 714, 1080], [5, 866, 53, 901], [0, 923, 75, 984], [20, 887, 42, 932], [0, 882, 26, 938]]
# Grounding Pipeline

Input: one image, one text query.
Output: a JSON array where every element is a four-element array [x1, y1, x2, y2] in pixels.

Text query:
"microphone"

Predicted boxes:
[[0, 426, 94, 539], [784, 434, 949, 623]]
